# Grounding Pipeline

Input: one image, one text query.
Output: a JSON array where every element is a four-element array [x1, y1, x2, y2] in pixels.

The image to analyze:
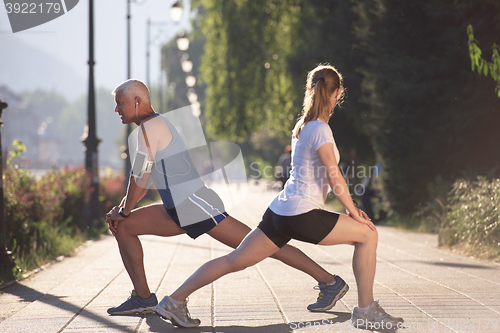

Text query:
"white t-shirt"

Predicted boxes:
[[269, 120, 340, 216]]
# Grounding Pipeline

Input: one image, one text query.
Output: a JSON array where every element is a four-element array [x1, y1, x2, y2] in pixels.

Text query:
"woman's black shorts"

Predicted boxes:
[[257, 208, 340, 248]]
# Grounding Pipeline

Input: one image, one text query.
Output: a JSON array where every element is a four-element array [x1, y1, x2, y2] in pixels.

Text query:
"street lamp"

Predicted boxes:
[[185, 75, 196, 87], [176, 37, 189, 51], [147, 28, 181, 89], [170, 1, 183, 22], [125, 1, 184, 183], [147, 1, 184, 113], [81, 0, 101, 227], [181, 59, 193, 73], [146, 2, 184, 87]]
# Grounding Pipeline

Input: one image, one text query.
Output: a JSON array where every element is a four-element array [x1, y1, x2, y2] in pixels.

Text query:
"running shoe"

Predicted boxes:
[[155, 295, 201, 328], [307, 275, 349, 311], [107, 290, 158, 315], [352, 300, 404, 329]]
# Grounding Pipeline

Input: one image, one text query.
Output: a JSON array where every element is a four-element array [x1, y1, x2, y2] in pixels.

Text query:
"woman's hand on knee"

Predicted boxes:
[[347, 209, 376, 231]]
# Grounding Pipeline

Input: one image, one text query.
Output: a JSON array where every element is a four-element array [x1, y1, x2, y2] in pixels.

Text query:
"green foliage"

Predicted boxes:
[[1, 142, 124, 282], [191, 0, 375, 172], [4, 165, 85, 274], [353, 0, 500, 215], [191, 0, 500, 218], [286, 1, 375, 164], [467, 24, 500, 98], [6, 139, 26, 167], [411, 176, 452, 233], [439, 177, 500, 261], [196, 0, 300, 142]]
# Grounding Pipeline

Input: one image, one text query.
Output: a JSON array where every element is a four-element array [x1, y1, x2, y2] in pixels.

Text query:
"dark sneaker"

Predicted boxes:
[[352, 300, 404, 329], [307, 275, 349, 312], [107, 290, 158, 315], [155, 296, 201, 328]]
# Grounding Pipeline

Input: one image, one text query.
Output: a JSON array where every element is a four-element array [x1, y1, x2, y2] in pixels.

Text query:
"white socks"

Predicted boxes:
[[356, 301, 375, 313], [168, 296, 184, 306]]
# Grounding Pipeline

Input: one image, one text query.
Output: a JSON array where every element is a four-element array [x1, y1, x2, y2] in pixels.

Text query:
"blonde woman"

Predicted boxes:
[[155, 65, 404, 329]]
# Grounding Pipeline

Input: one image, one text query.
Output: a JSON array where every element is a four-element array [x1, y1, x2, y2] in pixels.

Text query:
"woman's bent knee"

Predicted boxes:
[[360, 226, 378, 246]]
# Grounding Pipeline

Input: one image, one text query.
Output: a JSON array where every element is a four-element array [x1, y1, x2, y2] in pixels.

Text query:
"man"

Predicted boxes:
[[105, 79, 348, 317]]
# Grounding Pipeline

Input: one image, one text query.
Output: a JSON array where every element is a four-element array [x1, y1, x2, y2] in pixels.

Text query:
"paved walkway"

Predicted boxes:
[[1, 182, 499, 332]]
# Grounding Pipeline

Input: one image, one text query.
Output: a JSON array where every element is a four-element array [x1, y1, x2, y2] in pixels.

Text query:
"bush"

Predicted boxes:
[[2, 165, 124, 281], [439, 177, 500, 261], [408, 176, 451, 233]]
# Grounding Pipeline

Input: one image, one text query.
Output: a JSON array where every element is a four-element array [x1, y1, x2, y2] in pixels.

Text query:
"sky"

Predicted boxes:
[[0, 0, 192, 100]]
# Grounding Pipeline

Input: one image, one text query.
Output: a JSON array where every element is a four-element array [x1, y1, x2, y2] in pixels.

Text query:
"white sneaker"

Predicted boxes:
[[154, 296, 201, 328], [352, 300, 404, 329]]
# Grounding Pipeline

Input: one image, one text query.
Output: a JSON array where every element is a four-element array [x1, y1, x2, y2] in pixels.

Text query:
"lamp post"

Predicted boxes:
[[146, 1, 184, 101], [82, 0, 101, 227], [0, 100, 16, 279], [125, 0, 183, 185], [124, 0, 132, 188]]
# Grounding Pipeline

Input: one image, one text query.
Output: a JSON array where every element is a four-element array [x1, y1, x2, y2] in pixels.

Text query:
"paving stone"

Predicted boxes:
[[1, 182, 499, 332]]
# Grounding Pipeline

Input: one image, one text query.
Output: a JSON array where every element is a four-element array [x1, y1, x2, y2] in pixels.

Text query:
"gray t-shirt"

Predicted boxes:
[[269, 120, 340, 216]]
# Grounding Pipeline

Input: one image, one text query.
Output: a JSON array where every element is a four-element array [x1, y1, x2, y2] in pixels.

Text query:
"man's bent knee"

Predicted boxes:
[[115, 217, 141, 238]]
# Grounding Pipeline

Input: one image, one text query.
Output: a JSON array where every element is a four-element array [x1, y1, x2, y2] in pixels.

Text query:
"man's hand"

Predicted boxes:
[[106, 206, 126, 236]]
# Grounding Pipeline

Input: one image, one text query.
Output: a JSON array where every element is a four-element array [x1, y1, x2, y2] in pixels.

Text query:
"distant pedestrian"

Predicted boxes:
[[276, 145, 292, 189], [155, 65, 403, 329], [360, 163, 386, 222]]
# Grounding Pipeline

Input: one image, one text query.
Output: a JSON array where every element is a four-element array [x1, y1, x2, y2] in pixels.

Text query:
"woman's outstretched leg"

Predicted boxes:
[[207, 216, 336, 284], [155, 228, 280, 327], [172, 227, 279, 300]]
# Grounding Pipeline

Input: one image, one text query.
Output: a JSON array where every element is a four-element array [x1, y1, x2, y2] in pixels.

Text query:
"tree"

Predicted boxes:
[[467, 24, 500, 98], [194, 0, 301, 142], [193, 0, 375, 167], [352, 0, 500, 214], [192, 0, 500, 216]]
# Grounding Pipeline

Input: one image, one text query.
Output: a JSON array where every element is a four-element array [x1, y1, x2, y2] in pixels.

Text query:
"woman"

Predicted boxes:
[[154, 64, 404, 329]]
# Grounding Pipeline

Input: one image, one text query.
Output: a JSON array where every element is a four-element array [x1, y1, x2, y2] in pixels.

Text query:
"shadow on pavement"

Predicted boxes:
[[2, 283, 136, 332], [143, 236, 232, 252], [144, 314, 293, 332], [428, 261, 495, 270]]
